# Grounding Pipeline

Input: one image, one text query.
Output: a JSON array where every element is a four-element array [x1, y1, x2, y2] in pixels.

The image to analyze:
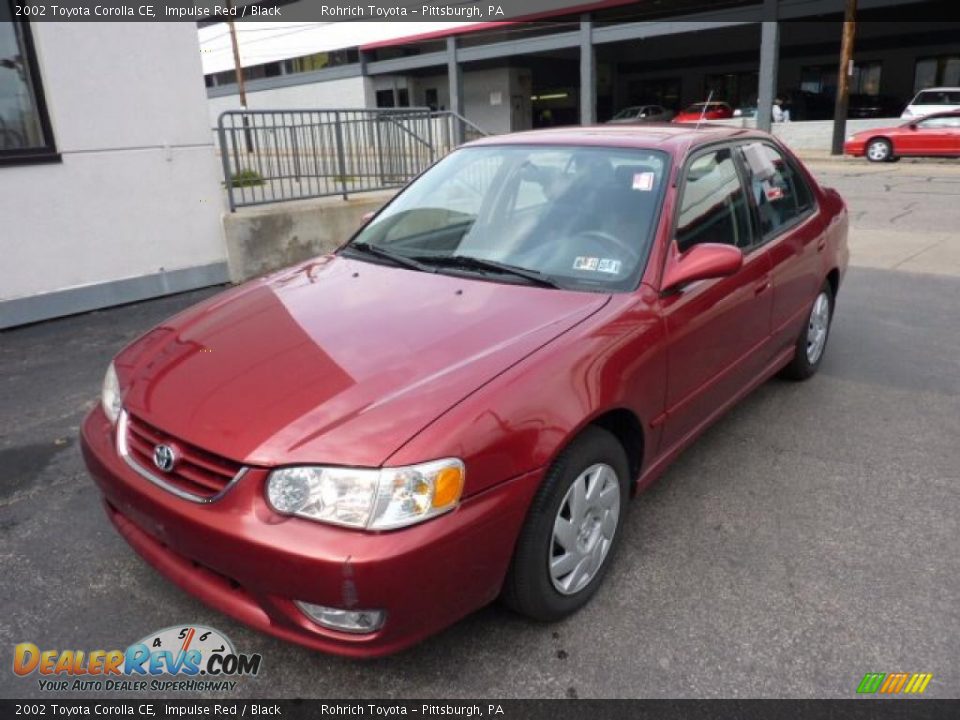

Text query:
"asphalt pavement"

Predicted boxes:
[[1, 159, 958, 700]]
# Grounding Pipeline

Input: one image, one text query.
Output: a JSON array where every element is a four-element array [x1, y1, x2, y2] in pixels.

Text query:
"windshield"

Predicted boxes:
[[913, 90, 960, 105], [345, 145, 668, 292]]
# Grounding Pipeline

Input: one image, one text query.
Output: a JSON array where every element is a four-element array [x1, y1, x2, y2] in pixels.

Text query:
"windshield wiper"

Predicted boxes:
[[410, 254, 562, 289], [344, 242, 435, 273]]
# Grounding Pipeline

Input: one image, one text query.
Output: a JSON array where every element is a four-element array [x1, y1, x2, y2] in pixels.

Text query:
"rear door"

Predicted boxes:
[[737, 141, 823, 353], [658, 145, 773, 452]]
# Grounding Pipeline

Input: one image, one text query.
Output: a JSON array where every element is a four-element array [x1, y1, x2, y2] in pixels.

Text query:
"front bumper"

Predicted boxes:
[[80, 407, 543, 657], [843, 139, 866, 157]]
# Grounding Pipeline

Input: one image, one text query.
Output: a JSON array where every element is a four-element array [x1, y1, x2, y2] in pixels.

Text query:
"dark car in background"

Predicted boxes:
[[847, 94, 905, 119], [608, 104, 675, 123]]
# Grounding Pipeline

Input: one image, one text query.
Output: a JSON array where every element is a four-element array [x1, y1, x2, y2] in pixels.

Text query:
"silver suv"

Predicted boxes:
[[902, 88, 960, 119]]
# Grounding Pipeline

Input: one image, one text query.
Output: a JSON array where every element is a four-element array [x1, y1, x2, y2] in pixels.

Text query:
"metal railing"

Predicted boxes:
[[216, 108, 487, 211]]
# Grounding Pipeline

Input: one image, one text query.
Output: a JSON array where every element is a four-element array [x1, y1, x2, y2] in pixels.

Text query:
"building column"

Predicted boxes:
[[447, 36, 464, 143], [580, 15, 596, 125], [756, 0, 780, 132]]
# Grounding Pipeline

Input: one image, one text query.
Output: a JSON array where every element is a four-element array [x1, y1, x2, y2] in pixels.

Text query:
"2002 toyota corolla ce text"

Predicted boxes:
[[81, 125, 848, 657]]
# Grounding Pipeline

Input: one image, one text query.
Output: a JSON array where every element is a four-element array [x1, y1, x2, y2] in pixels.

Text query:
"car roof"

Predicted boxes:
[[464, 124, 765, 154]]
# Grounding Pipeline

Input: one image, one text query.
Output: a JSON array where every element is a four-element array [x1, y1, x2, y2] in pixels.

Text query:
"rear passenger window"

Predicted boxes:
[[741, 143, 814, 237], [676, 148, 753, 253]]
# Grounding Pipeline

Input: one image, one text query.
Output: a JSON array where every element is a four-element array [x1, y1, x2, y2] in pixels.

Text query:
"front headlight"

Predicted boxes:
[[266, 458, 465, 530], [101, 362, 122, 424]]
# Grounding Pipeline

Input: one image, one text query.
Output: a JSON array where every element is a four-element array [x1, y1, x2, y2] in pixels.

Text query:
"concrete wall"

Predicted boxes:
[[0, 23, 228, 329], [705, 116, 904, 152], [222, 190, 397, 283], [772, 118, 898, 151]]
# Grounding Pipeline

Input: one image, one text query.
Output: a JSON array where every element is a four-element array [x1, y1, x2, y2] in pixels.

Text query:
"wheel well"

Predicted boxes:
[[866, 135, 891, 148], [589, 409, 644, 488], [826, 268, 839, 299]]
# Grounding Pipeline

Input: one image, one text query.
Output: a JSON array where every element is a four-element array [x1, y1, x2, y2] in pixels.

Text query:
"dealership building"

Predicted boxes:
[[2, 0, 958, 328], [202, 0, 960, 135]]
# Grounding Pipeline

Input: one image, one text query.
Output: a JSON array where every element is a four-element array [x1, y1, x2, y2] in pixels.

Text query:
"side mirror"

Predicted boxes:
[[661, 243, 743, 294], [908, 123, 919, 130]]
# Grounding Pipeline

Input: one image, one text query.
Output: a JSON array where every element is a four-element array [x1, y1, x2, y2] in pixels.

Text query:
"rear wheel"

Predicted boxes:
[[780, 281, 834, 381], [866, 138, 892, 162], [502, 426, 629, 621]]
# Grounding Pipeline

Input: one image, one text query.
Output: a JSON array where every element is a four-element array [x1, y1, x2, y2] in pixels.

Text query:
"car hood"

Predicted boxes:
[[117, 256, 610, 468]]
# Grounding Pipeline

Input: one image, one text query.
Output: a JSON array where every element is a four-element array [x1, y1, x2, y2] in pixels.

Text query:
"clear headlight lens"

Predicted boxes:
[[101, 362, 122, 424], [266, 458, 465, 530]]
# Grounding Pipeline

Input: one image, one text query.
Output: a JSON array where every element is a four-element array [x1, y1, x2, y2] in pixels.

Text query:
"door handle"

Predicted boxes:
[[754, 279, 771, 295], [817, 237, 827, 252]]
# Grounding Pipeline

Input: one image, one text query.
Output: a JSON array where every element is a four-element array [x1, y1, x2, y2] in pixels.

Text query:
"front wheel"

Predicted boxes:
[[780, 281, 834, 381], [866, 138, 892, 162], [501, 426, 629, 621]]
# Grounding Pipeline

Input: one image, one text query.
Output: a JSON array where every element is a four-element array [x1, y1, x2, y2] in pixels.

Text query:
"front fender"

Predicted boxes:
[[385, 288, 667, 498]]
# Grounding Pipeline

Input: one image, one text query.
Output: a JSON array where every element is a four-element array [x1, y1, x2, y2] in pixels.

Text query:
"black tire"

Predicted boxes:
[[780, 281, 834, 381], [866, 138, 892, 163], [501, 426, 629, 621]]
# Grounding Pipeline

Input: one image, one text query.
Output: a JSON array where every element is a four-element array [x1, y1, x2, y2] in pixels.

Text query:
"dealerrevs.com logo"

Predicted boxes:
[[13, 625, 262, 693]]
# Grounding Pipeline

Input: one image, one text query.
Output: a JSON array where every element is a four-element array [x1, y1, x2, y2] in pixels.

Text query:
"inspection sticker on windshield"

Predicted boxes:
[[574, 257, 621, 274], [598, 258, 622, 274], [632, 172, 655, 191]]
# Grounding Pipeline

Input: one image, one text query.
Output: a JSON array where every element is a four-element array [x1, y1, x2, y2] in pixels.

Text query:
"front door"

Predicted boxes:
[[658, 146, 773, 452], [898, 115, 957, 155]]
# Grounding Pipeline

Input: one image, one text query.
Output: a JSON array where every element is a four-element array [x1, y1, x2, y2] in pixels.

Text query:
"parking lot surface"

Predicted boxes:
[[1, 160, 958, 699]]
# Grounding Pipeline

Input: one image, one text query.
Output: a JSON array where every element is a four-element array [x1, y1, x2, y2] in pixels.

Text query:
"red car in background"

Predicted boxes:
[[672, 101, 734, 123], [81, 125, 848, 657], [844, 111, 960, 161]]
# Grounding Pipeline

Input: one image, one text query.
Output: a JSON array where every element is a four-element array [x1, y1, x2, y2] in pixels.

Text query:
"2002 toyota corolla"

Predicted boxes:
[[81, 125, 848, 657]]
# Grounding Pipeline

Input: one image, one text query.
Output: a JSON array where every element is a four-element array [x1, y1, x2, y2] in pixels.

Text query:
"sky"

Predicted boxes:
[[198, 22, 484, 75]]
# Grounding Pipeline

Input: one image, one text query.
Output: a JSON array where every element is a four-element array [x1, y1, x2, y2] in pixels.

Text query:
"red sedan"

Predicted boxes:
[[672, 101, 734, 123], [844, 111, 960, 161], [81, 125, 848, 657]]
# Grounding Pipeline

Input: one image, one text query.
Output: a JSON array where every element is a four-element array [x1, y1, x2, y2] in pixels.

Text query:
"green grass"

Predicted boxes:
[[229, 169, 265, 188]]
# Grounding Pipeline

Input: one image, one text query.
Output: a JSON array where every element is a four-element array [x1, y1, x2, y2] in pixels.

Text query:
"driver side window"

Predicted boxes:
[[676, 148, 753, 253]]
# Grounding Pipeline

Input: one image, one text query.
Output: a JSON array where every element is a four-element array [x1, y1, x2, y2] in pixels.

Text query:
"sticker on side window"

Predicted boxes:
[[763, 181, 784, 201], [632, 172, 655, 191]]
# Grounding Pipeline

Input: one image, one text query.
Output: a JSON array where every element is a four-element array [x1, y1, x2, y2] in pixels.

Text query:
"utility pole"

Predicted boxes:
[[831, 0, 857, 155], [226, 0, 247, 108], [226, 0, 253, 153]]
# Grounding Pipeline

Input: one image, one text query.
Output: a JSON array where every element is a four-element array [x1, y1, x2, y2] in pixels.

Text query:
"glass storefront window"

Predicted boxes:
[[914, 55, 960, 92]]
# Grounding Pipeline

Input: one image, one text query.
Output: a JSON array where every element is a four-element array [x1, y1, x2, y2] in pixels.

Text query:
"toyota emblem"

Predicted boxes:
[[153, 444, 178, 473]]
